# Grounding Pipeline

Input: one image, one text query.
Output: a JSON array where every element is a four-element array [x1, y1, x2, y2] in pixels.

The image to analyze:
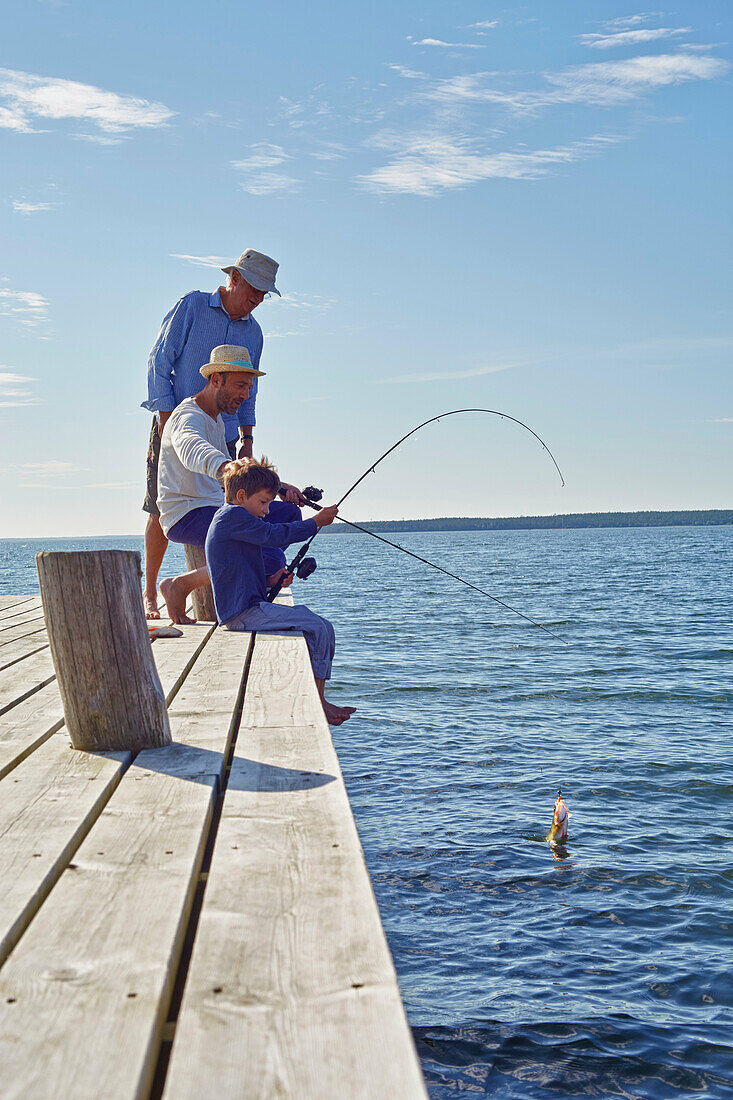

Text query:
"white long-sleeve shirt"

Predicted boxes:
[[157, 397, 228, 535]]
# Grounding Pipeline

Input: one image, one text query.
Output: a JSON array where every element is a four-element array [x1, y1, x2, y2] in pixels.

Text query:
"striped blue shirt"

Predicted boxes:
[[142, 289, 263, 440]]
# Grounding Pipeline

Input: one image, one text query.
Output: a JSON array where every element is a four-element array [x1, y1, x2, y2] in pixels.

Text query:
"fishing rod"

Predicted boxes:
[[267, 409, 566, 640], [335, 408, 565, 508]]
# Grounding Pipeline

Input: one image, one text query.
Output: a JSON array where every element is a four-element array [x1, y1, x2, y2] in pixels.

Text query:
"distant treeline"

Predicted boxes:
[[324, 510, 732, 534]]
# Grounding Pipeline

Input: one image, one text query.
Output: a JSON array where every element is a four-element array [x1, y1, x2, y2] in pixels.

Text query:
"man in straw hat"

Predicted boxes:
[[156, 344, 304, 624], [141, 248, 286, 618]]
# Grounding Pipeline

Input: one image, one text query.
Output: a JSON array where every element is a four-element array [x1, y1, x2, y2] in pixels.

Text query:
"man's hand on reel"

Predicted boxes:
[[279, 483, 307, 505]]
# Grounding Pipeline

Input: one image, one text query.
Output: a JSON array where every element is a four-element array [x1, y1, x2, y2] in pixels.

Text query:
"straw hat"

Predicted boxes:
[[221, 248, 281, 296], [200, 345, 266, 380]]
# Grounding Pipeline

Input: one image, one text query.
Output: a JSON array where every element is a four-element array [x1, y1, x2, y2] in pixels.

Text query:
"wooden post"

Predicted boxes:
[[36, 550, 171, 753], [183, 544, 217, 622]]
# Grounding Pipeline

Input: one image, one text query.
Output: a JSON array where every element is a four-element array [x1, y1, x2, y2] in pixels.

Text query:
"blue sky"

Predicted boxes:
[[1, 0, 730, 536]]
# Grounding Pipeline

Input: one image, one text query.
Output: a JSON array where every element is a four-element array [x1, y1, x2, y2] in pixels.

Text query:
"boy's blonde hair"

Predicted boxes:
[[224, 456, 281, 503]]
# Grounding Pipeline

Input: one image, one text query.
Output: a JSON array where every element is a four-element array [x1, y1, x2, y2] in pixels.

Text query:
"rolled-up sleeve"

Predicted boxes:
[[141, 296, 192, 414], [170, 419, 229, 478]]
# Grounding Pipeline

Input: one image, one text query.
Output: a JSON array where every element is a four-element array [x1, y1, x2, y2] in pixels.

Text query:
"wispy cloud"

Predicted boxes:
[[170, 253, 229, 270], [580, 27, 691, 50], [375, 364, 514, 384], [275, 291, 334, 311], [603, 14, 664, 31], [18, 461, 85, 476], [360, 133, 620, 195], [12, 200, 56, 215], [0, 67, 174, 137], [708, 417, 733, 423], [308, 141, 349, 161], [386, 64, 427, 80], [264, 290, 336, 338], [545, 53, 728, 104], [410, 37, 485, 49], [0, 370, 39, 408], [425, 53, 730, 112], [0, 290, 50, 329], [73, 132, 125, 146], [18, 480, 135, 489], [5, 460, 135, 489], [231, 143, 300, 194], [84, 481, 136, 490], [466, 19, 499, 30]]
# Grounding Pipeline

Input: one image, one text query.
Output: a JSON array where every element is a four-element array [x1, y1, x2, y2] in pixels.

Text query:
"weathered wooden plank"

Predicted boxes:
[[0, 595, 37, 615], [0, 647, 56, 716], [0, 681, 65, 781], [0, 627, 253, 1100], [0, 626, 216, 966], [0, 605, 44, 634], [0, 619, 47, 647], [0, 638, 49, 674], [0, 745, 129, 966], [0, 596, 41, 615], [0, 625, 213, 782], [163, 631, 427, 1100]]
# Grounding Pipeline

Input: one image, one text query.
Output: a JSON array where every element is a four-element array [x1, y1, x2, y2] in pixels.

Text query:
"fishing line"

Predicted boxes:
[[268, 408, 566, 642], [269, 498, 565, 642], [328, 512, 566, 642]]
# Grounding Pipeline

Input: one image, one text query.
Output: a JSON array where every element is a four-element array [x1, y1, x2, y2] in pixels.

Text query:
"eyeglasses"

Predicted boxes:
[[239, 278, 271, 302]]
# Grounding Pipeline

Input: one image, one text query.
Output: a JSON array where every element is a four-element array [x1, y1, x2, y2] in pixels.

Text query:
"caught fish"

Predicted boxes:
[[547, 791, 570, 844], [148, 625, 183, 639]]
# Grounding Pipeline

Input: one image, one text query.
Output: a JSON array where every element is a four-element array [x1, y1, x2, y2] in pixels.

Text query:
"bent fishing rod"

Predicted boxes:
[[335, 408, 565, 508], [267, 408, 566, 642]]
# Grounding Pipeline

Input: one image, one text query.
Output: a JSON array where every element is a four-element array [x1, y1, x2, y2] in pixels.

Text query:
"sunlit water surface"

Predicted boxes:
[[2, 526, 732, 1098]]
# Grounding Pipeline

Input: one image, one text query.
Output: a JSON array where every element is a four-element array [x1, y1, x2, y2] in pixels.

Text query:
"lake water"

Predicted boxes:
[[2, 525, 732, 1098]]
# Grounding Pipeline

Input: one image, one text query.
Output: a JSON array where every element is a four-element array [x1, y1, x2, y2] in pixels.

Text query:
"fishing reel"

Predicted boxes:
[[292, 488, 322, 580], [295, 556, 317, 581]]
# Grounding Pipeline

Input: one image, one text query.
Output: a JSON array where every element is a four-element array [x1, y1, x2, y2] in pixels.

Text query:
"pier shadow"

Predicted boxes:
[[132, 741, 335, 793]]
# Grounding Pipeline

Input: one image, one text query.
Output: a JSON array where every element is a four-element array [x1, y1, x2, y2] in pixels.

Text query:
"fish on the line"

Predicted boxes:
[[547, 790, 570, 844]]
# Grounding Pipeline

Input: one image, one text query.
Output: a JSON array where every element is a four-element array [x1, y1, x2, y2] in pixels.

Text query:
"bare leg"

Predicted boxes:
[[315, 678, 356, 726], [144, 514, 169, 619], [160, 566, 210, 625]]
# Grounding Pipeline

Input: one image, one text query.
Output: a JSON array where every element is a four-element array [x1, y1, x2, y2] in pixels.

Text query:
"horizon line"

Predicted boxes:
[[2, 507, 731, 541]]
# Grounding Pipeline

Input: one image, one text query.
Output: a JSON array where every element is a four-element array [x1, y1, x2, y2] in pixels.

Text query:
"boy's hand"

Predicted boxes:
[[314, 504, 338, 528], [266, 568, 294, 589]]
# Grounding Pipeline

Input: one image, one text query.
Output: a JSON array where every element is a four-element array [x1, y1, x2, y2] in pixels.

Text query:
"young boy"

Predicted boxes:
[[205, 459, 356, 726]]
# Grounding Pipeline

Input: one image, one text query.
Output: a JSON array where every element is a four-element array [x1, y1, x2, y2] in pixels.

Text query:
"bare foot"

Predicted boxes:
[[323, 701, 353, 726], [144, 592, 161, 620], [160, 578, 196, 625]]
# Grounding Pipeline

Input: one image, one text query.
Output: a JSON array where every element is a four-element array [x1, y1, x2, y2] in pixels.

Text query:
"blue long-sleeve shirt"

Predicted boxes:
[[142, 290, 263, 440], [205, 503, 318, 625]]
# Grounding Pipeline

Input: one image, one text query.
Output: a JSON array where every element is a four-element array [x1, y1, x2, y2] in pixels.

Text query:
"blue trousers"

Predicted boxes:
[[226, 600, 335, 680]]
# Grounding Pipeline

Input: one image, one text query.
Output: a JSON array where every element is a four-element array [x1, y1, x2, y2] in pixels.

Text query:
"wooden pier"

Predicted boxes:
[[0, 591, 427, 1098]]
